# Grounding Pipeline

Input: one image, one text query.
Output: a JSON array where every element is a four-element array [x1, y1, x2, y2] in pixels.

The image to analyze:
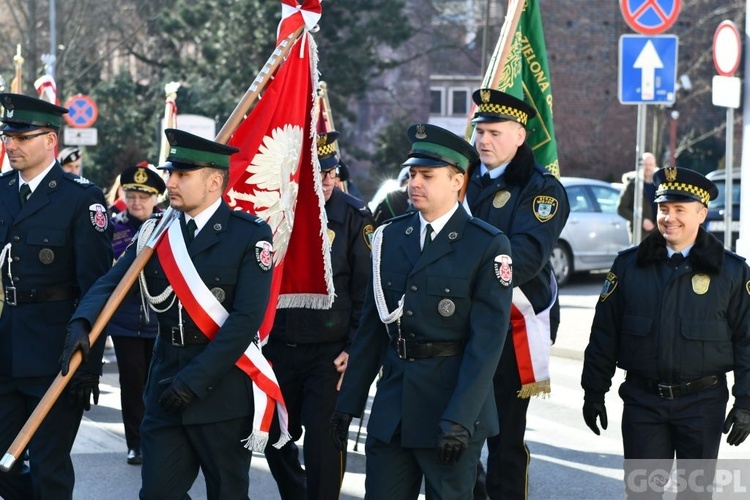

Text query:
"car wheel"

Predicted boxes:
[[550, 241, 572, 287]]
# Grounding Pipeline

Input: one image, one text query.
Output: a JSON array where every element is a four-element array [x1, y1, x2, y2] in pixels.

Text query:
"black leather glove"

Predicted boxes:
[[329, 412, 353, 452], [60, 320, 91, 376], [723, 407, 750, 446], [582, 401, 608, 435], [68, 371, 100, 411], [158, 378, 196, 415], [436, 420, 469, 466]]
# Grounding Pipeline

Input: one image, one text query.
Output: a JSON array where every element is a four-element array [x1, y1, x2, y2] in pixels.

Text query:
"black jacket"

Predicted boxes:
[[582, 228, 750, 409]]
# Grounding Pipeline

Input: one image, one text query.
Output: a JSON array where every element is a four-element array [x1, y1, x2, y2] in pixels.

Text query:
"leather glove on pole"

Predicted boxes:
[[583, 401, 608, 435], [68, 372, 100, 411], [158, 378, 196, 415], [329, 412, 353, 452], [723, 407, 750, 446], [60, 319, 91, 376], [436, 420, 469, 465]]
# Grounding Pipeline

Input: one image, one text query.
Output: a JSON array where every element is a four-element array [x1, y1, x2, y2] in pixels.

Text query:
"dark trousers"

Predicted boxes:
[[0, 375, 84, 500], [263, 339, 347, 500], [139, 414, 252, 500], [619, 379, 729, 500], [485, 337, 530, 500], [364, 431, 483, 499], [112, 335, 155, 451]]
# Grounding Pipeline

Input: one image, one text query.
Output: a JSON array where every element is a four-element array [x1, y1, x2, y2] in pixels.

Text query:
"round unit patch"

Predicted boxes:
[[255, 240, 273, 272]]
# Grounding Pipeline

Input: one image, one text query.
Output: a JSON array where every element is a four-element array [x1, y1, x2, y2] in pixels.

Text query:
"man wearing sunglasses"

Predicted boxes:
[[0, 93, 113, 499]]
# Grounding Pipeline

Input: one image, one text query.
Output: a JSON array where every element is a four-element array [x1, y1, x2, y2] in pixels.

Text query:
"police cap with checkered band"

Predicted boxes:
[[471, 88, 536, 127], [653, 167, 718, 206]]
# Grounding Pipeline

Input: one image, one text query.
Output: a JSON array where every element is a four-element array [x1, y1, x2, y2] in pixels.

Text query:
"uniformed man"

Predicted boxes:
[[464, 88, 569, 500], [58, 146, 82, 175], [330, 123, 513, 499], [582, 167, 750, 497], [62, 129, 274, 499], [0, 93, 113, 499], [264, 130, 374, 500]]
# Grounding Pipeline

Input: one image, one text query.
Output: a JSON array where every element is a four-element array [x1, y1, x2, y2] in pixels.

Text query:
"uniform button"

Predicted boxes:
[[152, 270, 158, 275], [12, 236, 19, 242], [409, 333, 416, 339], [12, 257, 19, 262], [13, 277, 19, 283], [214, 277, 220, 282], [408, 358, 414, 362], [386, 281, 392, 286], [43, 238, 49, 243], [410, 285, 418, 292], [405, 310, 413, 316], [445, 288, 450, 293]]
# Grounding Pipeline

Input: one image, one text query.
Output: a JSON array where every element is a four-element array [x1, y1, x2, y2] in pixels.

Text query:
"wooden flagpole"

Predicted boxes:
[[460, 0, 526, 201], [0, 24, 308, 473], [10, 45, 23, 94]]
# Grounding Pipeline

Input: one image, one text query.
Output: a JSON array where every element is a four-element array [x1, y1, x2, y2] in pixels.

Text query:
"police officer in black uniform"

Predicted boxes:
[[264, 131, 374, 500], [63, 129, 275, 499], [0, 93, 113, 499], [465, 88, 569, 500], [582, 167, 750, 498], [331, 123, 513, 499]]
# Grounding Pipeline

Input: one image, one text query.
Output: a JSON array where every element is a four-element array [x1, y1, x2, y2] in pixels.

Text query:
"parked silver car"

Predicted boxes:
[[551, 177, 630, 286]]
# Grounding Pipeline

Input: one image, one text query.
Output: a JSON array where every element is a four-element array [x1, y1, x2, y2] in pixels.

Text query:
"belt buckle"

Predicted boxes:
[[171, 326, 184, 347], [5, 286, 16, 306], [396, 338, 407, 359], [657, 383, 675, 400]]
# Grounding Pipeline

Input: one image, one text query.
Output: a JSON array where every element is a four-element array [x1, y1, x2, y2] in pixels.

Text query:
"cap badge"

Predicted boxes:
[[692, 274, 710, 295], [415, 124, 427, 140], [134, 169, 148, 184], [665, 166, 677, 182], [480, 89, 491, 103], [317, 135, 327, 147]]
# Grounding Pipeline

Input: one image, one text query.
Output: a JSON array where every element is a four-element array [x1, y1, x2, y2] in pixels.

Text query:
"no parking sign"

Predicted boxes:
[[63, 94, 98, 128]]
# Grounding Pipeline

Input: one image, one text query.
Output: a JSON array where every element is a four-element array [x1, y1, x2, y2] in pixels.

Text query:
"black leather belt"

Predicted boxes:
[[627, 373, 722, 400], [391, 338, 465, 360], [4, 285, 78, 306], [163, 324, 210, 347]]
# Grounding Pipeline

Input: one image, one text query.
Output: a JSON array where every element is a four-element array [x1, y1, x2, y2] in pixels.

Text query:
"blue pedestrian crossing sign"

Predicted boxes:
[[618, 35, 678, 105]]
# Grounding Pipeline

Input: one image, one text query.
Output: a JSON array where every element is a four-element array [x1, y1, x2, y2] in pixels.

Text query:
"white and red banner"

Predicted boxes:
[[225, 0, 332, 344], [34, 75, 59, 105]]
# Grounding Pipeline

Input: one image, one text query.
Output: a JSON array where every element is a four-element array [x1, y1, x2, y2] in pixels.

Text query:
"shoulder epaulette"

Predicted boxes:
[[385, 211, 414, 224], [230, 210, 266, 225], [617, 245, 638, 256], [63, 172, 95, 188], [344, 192, 368, 211], [0, 170, 14, 178], [468, 217, 501, 236]]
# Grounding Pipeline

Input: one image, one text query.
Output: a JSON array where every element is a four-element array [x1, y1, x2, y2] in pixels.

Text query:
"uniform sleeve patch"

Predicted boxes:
[[494, 254, 513, 287], [533, 195, 559, 222], [89, 203, 109, 232], [255, 240, 273, 272], [362, 224, 374, 250], [600, 272, 618, 302], [746, 280, 750, 296]]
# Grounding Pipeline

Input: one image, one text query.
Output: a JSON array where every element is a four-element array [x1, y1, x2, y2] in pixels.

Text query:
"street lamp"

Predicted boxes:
[[670, 110, 679, 167]]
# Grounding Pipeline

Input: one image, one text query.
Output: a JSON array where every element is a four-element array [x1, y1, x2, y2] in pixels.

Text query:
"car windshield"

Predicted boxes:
[[708, 179, 741, 209]]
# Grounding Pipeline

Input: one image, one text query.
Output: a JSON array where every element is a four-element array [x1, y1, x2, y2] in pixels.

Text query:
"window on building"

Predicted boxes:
[[430, 88, 444, 115], [451, 89, 469, 116]]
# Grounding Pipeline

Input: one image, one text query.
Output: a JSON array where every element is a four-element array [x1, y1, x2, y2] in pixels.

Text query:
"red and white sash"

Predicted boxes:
[[510, 274, 557, 398], [155, 221, 290, 451]]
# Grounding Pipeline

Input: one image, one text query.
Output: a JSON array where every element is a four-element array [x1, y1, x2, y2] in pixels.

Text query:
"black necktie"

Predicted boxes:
[[481, 173, 492, 188], [19, 184, 31, 206], [668, 252, 684, 268], [186, 218, 197, 245], [422, 224, 433, 253]]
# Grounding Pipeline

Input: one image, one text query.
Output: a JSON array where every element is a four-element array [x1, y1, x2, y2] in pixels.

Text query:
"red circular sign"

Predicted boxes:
[[713, 21, 742, 77], [620, 0, 681, 35], [63, 94, 98, 128]]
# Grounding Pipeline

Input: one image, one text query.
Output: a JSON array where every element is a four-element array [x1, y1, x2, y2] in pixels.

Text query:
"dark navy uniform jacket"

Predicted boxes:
[[72, 202, 273, 424], [582, 228, 750, 409], [272, 188, 373, 346], [466, 143, 568, 318], [0, 165, 113, 377], [336, 206, 513, 447]]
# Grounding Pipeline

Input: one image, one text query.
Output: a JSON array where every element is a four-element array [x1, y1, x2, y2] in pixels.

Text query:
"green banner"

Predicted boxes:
[[497, 0, 559, 177]]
